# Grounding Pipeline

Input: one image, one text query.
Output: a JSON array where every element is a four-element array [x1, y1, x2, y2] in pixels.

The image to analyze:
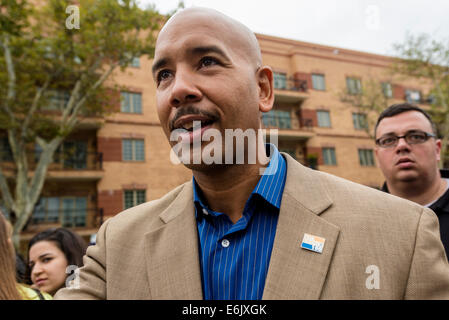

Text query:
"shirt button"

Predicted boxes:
[[221, 239, 230, 248], [202, 208, 209, 215]]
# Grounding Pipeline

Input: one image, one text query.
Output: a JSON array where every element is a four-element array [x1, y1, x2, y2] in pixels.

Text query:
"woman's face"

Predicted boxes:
[[29, 240, 69, 296]]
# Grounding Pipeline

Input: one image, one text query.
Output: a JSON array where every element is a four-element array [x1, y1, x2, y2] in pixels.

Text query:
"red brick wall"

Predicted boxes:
[[306, 147, 323, 166], [294, 72, 312, 91], [104, 88, 121, 112], [98, 137, 122, 162], [300, 109, 318, 127], [393, 84, 405, 100], [98, 189, 123, 217]]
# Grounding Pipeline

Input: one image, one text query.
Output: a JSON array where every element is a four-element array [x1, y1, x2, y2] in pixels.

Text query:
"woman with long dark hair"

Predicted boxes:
[[27, 228, 87, 296]]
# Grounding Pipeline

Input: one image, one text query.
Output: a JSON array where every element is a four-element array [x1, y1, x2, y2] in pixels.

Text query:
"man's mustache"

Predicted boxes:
[[169, 106, 220, 131]]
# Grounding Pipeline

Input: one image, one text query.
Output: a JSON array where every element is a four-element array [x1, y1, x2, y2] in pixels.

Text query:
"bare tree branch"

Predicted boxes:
[[0, 35, 18, 123]]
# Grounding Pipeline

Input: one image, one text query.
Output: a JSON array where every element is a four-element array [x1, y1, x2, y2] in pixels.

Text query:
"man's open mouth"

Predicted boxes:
[[178, 119, 215, 132], [172, 115, 218, 132]]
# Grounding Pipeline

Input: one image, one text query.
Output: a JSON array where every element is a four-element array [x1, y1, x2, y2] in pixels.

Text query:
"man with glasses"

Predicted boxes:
[[375, 103, 449, 257]]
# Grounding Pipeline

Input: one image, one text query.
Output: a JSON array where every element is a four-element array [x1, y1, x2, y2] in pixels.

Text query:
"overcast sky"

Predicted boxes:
[[138, 0, 449, 57]]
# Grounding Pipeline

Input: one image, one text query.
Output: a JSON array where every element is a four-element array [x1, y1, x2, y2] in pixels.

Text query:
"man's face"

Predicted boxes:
[[152, 11, 272, 168], [375, 111, 441, 185]]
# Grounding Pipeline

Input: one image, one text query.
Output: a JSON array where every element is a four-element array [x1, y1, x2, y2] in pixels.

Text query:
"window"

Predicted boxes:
[[124, 190, 146, 209], [312, 74, 326, 91], [262, 110, 291, 129], [32, 196, 87, 227], [120, 52, 140, 68], [346, 77, 362, 95], [130, 57, 140, 68], [62, 197, 87, 228], [381, 82, 392, 98], [122, 139, 145, 161], [45, 90, 70, 111], [36, 141, 88, 169], [352, 113, 368, 130], [0, 137, 13, 161], [322, 147, 337, 165], [120, 92, 142, 114], [273, 72, 287, 90], [317, 110, 331, 128], [358, 149, 375, 167], [405, 90, 421, 103]]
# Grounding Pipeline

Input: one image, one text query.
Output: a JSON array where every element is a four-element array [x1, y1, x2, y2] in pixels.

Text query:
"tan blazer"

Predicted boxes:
[[55, 154, 449, 299]]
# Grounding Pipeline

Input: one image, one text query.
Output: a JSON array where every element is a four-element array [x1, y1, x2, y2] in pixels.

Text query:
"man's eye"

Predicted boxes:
[[157, 70, 172, 83], [199, 56, 219, 68], [409, 134, 426, 142], [381, 137, 396, 145]]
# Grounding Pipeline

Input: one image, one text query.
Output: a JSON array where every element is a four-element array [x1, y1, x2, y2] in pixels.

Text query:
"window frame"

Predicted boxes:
[[122, 139, 145, 162], [346, 77, 362, 95], [352, 112, 368, 130], [124, 189, 146, 210], [273, 72, 287, 90], [316, 110, 331, 128], [120, 91, 142, 114], [322, 147, 337, 165], [358, 149, 375, 167], [311, 73, 326, 91]]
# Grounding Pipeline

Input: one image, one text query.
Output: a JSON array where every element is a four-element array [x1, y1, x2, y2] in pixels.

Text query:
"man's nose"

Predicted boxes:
[[395, 136, 411, 153], [169, 70, 202, 107]]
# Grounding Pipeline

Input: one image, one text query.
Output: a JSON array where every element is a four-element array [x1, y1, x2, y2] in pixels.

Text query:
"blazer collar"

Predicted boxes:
[[262, 154, 340, 299], [144, 182, 203, 299]]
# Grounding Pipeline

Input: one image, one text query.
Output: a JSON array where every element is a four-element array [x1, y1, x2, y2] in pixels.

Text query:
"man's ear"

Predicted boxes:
[[436, 139, 442, 161], [257, 66, 274, 113]]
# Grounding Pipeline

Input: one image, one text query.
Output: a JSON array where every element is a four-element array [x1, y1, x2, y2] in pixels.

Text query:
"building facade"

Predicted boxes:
[[2, 33, 433, 247]]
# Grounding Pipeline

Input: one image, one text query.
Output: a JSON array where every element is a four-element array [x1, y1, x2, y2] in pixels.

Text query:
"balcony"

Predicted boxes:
[[262, 112, 315, 141], [0, 149, 104, 181], [21, 207, 104, 241], [274, 77, 309, 104]]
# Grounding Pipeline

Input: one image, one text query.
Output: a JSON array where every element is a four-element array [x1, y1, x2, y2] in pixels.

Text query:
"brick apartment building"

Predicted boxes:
[[1, 33, 433, 247]]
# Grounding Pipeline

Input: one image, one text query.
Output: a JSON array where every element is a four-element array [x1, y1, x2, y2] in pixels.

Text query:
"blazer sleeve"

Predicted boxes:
[[54, 218, 111, 300], [404, 207, 449, 299]]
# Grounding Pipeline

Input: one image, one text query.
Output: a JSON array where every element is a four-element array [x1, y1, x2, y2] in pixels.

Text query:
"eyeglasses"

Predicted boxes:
[[375, 130, 436, 148]]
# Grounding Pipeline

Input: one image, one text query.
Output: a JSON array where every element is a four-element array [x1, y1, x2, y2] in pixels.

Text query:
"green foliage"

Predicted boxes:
[[0, 0, 164, 247], [1, 0, 163, 140], [393, 33, 449, 167], [339, 78, 390, 137]]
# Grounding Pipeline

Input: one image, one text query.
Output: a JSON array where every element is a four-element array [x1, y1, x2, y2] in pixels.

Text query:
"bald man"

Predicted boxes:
[[55, 7, 449, 300]]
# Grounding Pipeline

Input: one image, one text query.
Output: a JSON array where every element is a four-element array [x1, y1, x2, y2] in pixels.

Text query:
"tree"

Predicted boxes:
[[392, 33, 449, 168], [339, 78, 391, 138], [0, 0, 163, 249]]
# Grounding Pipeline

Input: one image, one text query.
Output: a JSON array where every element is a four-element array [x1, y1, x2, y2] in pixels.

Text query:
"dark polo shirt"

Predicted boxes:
[[382, 169, 449, 259]]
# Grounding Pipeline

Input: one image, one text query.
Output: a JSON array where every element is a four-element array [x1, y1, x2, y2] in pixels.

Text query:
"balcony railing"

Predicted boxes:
[[262, 114, 292, 129], [30, 208, 103, 228], [274, 78, 308, 92], [0, 150, 103, 170], [262, 114, 313, 131]]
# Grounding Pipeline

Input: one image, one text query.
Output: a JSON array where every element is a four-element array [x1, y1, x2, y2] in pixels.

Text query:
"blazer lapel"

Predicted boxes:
[[263, 155, 341, 300], [144, 183, 203, 299]]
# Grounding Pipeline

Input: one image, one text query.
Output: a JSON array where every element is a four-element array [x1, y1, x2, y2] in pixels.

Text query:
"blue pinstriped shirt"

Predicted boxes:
[[193, 145, 287, 300]]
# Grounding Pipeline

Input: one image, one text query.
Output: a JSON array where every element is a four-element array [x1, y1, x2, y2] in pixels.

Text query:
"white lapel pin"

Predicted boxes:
[[301, 233, 325, 254]]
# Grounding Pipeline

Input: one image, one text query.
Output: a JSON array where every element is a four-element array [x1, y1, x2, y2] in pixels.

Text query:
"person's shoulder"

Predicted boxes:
[[17, 284, 53, 300], [105, 181, 191, 228], [286, 157, 424, 220]]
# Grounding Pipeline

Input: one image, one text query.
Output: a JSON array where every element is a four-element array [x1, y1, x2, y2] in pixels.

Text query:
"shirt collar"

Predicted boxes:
[[193, 144, 287, 218]]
